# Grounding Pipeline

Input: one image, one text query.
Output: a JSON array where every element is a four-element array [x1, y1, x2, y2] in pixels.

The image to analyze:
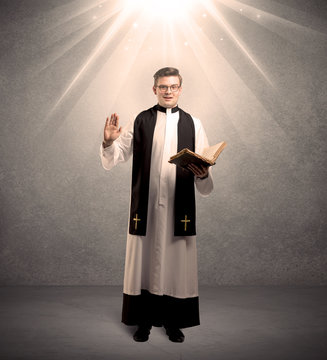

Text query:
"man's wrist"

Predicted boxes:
[[103, 140, 113, 148], [197, 173, 209, 180]]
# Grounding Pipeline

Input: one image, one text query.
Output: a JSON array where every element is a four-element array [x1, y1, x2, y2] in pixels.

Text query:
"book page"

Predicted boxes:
[[201, 142, 224, 161]]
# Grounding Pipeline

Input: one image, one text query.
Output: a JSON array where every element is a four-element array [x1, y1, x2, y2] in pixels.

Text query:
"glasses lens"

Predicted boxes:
[[158, 85, 179, 92]]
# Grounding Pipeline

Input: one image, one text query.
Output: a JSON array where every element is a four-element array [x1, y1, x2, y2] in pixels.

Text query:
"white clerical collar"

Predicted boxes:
[[156, 104, 179, 114]]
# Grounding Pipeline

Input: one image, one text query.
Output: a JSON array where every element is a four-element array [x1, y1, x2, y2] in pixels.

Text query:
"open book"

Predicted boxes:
[[169, 141, 227, 168]]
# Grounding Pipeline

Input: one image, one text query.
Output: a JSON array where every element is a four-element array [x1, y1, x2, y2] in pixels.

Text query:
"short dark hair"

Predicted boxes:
[[153, 67, 182, 87]]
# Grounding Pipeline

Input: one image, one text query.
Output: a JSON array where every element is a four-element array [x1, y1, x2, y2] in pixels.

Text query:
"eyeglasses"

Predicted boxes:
[[156, 84, 180, 93]]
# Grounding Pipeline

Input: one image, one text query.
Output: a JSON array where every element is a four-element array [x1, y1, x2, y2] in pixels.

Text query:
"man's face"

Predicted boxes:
[[153, 76, 182, 108]]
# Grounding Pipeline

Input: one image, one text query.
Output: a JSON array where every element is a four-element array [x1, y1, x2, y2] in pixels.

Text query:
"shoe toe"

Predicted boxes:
[[133, 327, 151, 342], [166, 328, 185, 343]]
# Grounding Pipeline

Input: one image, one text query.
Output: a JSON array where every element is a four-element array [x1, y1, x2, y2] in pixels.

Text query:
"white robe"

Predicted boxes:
[[100, 108, 213, 299]]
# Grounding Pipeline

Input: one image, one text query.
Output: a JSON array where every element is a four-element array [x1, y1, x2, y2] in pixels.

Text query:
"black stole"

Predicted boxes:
[[129, 104, 196, 236]]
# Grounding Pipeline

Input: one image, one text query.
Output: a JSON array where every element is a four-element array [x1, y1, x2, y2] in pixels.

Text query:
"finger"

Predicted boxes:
[[187, 164, 199, 175], [188, 163, 197, 171], [110, 113, 118, 127], [192, 164, 206, 177], [189, 164, 200, 173], [195, 164, 207, 173], [105, 116, 112, 129], [114, 113, 119, 127]]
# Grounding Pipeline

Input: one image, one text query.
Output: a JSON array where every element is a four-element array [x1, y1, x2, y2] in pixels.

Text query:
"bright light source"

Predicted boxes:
[[124, 0, 200, 20]]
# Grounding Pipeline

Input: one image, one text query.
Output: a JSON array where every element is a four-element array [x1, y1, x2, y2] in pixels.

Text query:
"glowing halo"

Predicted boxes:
[[49, 0, 289, 113], [123, 0, 201, 20]]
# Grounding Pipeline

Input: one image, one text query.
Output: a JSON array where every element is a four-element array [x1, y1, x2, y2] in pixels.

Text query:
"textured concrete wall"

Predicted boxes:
[[0, 0, 326, 285]]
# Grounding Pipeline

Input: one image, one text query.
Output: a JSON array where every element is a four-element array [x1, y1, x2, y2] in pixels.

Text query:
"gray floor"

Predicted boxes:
[[0, 286, 326, 360]]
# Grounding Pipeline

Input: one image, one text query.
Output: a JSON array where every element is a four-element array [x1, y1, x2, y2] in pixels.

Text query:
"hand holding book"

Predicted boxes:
[[187, 163, 209, 179], [169, 141, 227, 169]]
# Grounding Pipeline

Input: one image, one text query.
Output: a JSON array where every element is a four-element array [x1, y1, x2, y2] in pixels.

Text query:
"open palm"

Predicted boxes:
[[104, 113, 122, 146]]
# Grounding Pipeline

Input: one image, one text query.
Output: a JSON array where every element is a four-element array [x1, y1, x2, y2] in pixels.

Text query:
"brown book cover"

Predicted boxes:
[[169, 141, 227, 168]]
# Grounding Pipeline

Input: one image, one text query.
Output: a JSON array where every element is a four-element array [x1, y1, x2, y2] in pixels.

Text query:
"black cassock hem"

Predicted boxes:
[[122, 289, 200, 329]]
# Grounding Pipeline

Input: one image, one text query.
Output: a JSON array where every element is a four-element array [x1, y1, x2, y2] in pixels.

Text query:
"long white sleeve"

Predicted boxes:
[[100, 119, 134, 170], [193, 118, 214, 196]]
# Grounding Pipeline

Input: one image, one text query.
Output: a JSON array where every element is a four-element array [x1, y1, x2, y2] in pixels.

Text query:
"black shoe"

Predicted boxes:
[[133, 326, 151, 342], [165, 327, 185, 343]]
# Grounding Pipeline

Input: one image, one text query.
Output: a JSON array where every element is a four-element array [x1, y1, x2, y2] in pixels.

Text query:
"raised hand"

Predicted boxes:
[[103, 113, 122, 147]]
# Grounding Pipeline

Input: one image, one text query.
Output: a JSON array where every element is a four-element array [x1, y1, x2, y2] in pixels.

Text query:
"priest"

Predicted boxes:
[[100, 67, 213, 343]]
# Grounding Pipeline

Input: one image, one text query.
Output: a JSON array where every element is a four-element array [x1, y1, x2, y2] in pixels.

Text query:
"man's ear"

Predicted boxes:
[[153, 86, 157, 95]]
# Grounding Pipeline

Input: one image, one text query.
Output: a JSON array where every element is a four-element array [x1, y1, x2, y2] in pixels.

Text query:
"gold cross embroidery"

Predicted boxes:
[[133, 214, 141, 230], [181, 215, 191, 231]]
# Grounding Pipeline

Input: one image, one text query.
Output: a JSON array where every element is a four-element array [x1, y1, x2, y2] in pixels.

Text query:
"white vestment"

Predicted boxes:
[[100, 108, 213, 299]]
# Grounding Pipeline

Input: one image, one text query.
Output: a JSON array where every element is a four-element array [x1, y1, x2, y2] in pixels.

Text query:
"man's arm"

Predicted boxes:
[[100, 113, 134, 170]]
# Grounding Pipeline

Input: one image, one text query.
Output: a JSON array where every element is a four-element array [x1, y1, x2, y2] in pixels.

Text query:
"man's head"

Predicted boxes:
[[153, 67, 182, 108]]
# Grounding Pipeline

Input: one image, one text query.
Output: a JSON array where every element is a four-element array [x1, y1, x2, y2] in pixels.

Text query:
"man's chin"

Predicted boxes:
[[160, 101, 177, 108]]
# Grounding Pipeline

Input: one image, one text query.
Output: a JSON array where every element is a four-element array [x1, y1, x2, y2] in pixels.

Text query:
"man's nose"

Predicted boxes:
[[166, 87, 172, 94]]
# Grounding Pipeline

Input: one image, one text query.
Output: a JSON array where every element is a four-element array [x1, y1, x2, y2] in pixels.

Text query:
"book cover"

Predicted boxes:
[[169, 141, 226, 168]]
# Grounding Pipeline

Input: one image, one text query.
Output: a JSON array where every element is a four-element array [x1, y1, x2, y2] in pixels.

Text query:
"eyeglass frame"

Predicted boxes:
[[156, 84, 181, 93]]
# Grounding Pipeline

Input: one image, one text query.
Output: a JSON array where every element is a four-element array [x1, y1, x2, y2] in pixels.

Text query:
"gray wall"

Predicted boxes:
[[0, 0, 326, 285]]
